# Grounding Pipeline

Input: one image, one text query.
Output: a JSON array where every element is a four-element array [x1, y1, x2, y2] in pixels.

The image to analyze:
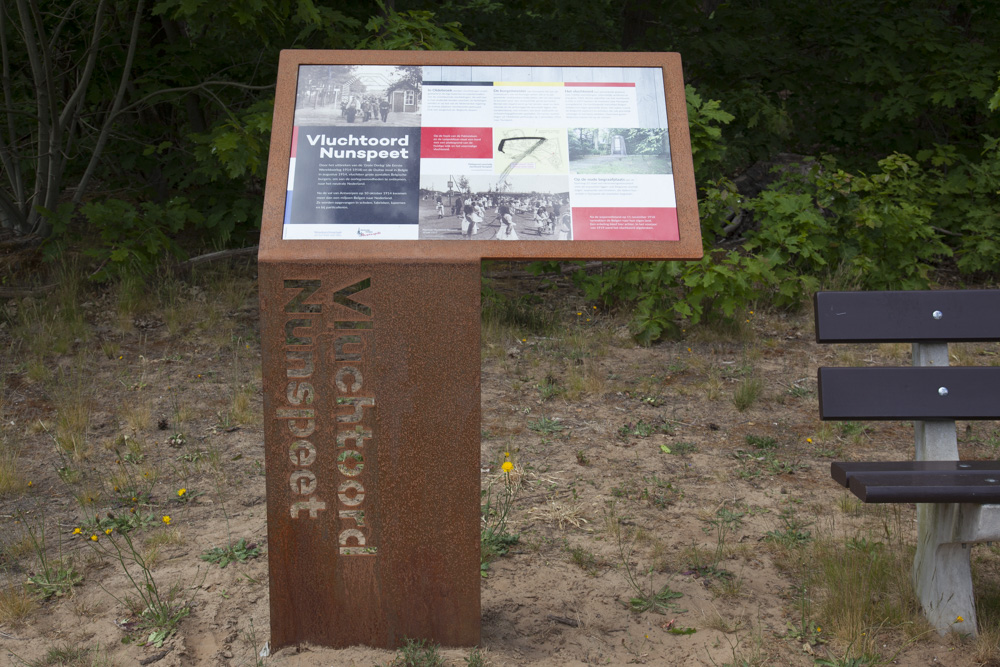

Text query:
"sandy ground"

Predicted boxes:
[[1, 266, 998, 666]]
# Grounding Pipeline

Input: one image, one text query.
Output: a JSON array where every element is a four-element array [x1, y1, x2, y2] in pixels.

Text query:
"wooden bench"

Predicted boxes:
[[814, 290, 1000, 636]]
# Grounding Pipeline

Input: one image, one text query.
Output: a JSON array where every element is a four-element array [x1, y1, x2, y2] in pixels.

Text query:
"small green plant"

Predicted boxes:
[[108, 452, 155, 505], [703, 505, 744, 567], [641, 475, 682, 509], [670, 441, 698, 456], [607, 504, 685, 615], [568, 545, 604, 576], [764, 511, 814, 547], [745, 434, 778, 450], [82, 510, 157, 535], [837, 421, 869, 441], [465, 646, 488, 667], [383, 637, 446, 667], [537, 377, 562, 401], [575, 449, 590, 466], [86, 521, 189, 645], [527, 416, 564, 435], [617, 419, 674, 440], [201, 538, 262, 568], [22, 517, 81, 600], [480, 458, 519, 576]]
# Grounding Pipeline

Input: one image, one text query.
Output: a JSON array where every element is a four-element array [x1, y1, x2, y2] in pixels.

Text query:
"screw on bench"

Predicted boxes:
[[938, 387, 949, 396], [933, 310, 943, 320]]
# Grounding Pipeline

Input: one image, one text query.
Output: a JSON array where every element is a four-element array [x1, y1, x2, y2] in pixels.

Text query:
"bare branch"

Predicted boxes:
[[113, 80, 277, 120], [14, 0, 51, 232], [0, 4, 26, 204], [72, 0, 144, 207], [176, 245, 259, 271], [58, 0, 107, 131]]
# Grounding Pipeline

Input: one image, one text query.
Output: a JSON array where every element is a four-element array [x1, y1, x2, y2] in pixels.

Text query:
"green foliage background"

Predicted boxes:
[[2, 0, 999, 338]]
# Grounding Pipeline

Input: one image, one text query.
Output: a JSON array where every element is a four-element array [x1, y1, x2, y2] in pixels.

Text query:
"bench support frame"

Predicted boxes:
[[911, 342, 1000, 635]]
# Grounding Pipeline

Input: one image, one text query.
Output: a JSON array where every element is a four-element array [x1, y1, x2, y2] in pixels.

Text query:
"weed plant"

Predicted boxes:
[[382, 637, 446, 667], [22, 515, 81, 600], [764, 510, 814, 547], [527, 417, 564, 435], [201, 538, 261, 568], [606, 504, 685, 615], [702, 505, 744, 568], [201, 476, 263, 569], [480, 455, 520, 576], [86, 522, 189, 646]]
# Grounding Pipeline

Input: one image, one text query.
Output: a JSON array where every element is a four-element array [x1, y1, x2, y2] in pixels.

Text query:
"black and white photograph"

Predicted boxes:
[[417, 174, 571, 241], [293, 65, 423, 127]]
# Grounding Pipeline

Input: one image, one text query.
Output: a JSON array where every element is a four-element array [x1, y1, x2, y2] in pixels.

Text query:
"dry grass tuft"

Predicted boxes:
[[527, 499, 589, 530], [121, 396, 152, 433], [0, 444, 26, 496], [0, 581, 37, 625]]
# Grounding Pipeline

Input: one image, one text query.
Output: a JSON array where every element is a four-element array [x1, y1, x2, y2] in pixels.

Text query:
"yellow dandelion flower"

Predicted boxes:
[[162, 515, 171, 525], [816, 626, 822, 633], [72, 527, 82, 535], [27, 481, 33, 487], [956, 615, 964, 623], [807, 438, 813, 443], [90, 534, 98, 542], [104, 528, 112, 535], [504, 452, 510, 458], [501, 461, 513, 473], [576, 312, 582, 316], [178, 488, 187, 498]]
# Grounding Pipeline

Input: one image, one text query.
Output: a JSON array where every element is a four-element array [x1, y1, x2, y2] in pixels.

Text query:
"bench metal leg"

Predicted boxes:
[[911, 343, 978, 635], [914, 503, 977, 635]]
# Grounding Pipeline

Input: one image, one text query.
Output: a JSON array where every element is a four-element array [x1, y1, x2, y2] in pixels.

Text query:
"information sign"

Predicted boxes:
[[258, 51, 700, 652]]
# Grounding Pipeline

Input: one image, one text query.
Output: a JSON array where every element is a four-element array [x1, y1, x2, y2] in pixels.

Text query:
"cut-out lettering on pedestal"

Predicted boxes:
[[278, 278, 377, 555]]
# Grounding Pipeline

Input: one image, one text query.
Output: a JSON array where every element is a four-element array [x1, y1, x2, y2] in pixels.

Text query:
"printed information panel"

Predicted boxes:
[[283, 64, 678, 242]]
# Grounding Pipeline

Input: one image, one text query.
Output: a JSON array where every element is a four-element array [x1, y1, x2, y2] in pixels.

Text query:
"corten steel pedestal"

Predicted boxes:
[[259, 50, 702, 650], [261, 261, 481, 647]]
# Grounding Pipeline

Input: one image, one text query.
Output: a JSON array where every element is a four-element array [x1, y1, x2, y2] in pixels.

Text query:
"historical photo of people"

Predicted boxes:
[[293, 65, 422, 127], [417, 174, 571, 241], [568, 128, 672, 175]]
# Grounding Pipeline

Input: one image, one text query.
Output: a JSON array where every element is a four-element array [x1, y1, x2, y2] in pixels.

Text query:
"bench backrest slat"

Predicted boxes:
[[814, 290, 1000, 343], [818, 367, 1000, 420]]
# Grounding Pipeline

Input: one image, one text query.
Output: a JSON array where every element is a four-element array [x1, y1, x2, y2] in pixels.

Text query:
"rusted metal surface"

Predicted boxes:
[[261, 260, 481, 648], [259, 50, 699, 650]]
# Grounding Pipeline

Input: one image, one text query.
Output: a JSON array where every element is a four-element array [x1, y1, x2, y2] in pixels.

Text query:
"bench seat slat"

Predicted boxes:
[[815, 290, 1000, 343], [831, 461, 1000, 487], [818, 367, 1000, 420], [849, 471, 1000, 503]]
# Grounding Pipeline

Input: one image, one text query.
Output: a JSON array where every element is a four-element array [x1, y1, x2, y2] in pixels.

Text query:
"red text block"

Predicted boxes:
[[420, 127, 493, 159], [572, 207, 679, 241]]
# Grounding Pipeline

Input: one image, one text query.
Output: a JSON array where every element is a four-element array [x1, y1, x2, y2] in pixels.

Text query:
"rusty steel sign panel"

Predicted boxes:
[[259, 50, 701, 650]]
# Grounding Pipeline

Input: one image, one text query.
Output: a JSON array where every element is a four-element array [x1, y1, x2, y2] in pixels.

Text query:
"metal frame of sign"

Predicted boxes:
[[261, 50, 702, 262]]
